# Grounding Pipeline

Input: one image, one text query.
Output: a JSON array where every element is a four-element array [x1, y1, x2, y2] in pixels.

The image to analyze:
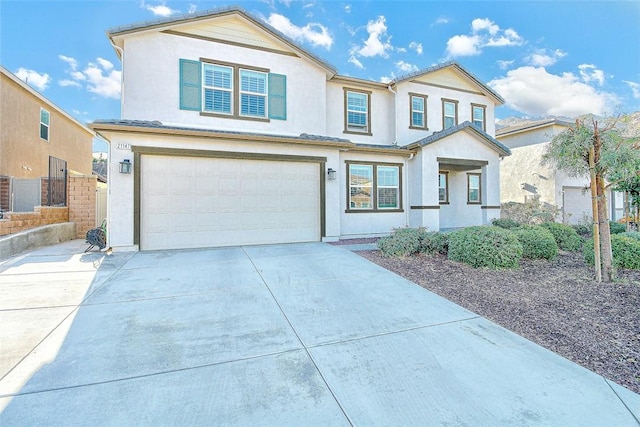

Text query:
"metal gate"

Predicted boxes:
[[11, 178, 41, 212], [48, 156, 67, 206]]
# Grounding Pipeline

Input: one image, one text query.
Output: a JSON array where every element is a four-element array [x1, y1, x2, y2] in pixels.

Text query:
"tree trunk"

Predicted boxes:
[[596, 175, 614, 281]]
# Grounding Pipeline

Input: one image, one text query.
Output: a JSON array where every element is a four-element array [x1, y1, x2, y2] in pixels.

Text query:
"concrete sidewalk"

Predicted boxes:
[[1, 240, 638, 425]]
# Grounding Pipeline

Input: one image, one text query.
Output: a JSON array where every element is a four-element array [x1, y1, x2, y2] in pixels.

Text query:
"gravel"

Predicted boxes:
[[356, 249, 640, 394]]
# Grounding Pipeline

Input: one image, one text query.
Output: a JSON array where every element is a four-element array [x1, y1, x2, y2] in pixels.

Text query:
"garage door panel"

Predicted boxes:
[[141, 155, 321, 250]]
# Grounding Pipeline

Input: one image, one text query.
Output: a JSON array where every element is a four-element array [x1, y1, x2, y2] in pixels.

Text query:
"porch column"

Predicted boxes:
[[481, 162, 501, 225]]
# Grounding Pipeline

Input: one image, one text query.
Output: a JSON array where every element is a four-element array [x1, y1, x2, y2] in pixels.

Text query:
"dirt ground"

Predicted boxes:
[[354, 247, 640, 394]]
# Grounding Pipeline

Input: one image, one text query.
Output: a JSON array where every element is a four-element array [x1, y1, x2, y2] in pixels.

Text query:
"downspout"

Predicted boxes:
[[387, 83, 398, 146], [109, 40, 124, 116]]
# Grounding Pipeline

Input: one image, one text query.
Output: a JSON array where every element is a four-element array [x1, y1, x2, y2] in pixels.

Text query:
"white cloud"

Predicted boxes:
[[59, 79, 82, 88], [471, 18, 499, 35], [15, 68, 51, 91], [84, 59, 121, 99], [497, 60, 514, 70], [266, 13, 333, 49], [409, 41, 423, 55], [348, 56, 364, 69], [623, 80, 640, 99], [344, 4, 351, 13], [379, 73, 396, 84], [578, 64, 605, 86], [396, 60, 419, 73], [351, 16, 394, 58], [445, 18, 522, 58], [187, 4, 197, 13], [58, 55, 78, 70], [434, 17, 449, 25], [488, 66, 619, 117], [142, 1, 178, 17], [526, 49, 567, 67], [58, 56, 121, 99], [446, 35, 482, 57]]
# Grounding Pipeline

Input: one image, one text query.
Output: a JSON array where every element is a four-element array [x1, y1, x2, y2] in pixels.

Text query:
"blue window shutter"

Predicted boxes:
[[268, 73, 286, 120], [180, 59, 201, 111]]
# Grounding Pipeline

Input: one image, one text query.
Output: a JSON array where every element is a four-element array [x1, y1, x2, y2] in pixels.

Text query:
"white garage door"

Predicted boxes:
[[140, 155, 321, 250], [563, 186, 592, 224]]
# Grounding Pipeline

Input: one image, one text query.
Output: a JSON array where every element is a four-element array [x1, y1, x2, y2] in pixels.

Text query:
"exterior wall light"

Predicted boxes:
[[327, 168, 337, 181], [119, 159, 132, 174]]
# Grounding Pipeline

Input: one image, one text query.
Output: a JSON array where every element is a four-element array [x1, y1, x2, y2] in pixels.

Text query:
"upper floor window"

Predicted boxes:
[[347, 162, 402, 212], [40, 108, 50, 141], [240, 69, 267, 118], [472, 104, 486, 131], [438, 172, 448, 203], [442, 99, 458, 130], [468, 173, 481, 204], [203, 64, 232, 115], [410, 94, 427, 129], [179, 58, 286, 121], [344, 89, 371, 135]]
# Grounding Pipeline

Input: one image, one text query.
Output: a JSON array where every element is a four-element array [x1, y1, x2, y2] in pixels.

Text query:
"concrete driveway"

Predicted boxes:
[[1, 240, 638, 426]]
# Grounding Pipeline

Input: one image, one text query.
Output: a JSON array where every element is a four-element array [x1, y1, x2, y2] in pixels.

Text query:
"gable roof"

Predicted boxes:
[[406, 121, 511, 156], [0, 65, 94, 137], [107, 5, 337, 76], [390, 61, 505, 105], [495, 118, 571, 138]]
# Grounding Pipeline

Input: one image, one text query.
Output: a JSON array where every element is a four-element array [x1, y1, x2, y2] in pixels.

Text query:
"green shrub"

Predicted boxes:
[[419, 232, 449, 255], [500, 198, 560, 225], [491, 218, 520, 229], [448, 226, 523, 269], [571, 223, 591, 237], [512, 225, 558, 260], [609, 221, 627, 234], [377, 227, 428, 257], [620, 231, 640, 241], [584, 234, 640, 269], [542, 222, 583, 251]]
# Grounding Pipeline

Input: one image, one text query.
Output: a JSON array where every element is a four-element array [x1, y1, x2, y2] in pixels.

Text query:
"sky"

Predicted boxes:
[[1, 0, 639, 152]]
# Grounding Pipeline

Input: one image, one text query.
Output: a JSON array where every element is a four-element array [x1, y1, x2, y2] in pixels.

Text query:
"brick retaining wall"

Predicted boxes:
[[0, 206, 69, 236]]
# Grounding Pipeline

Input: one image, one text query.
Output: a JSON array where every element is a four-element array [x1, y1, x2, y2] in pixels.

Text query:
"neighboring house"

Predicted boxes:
[[0, 65, 94, 213], [496, 119, 624, 224], [90, 6, 511, 251]]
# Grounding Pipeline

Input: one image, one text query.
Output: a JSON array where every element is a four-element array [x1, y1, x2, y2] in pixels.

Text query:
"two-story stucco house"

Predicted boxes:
[[497, 119, 624, 224], [90, 6, 511, 251], [1, 65, 94, 213]]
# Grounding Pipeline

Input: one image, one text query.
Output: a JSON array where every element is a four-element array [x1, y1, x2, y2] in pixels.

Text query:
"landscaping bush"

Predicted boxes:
[[620, 231, 640, 241], [571, 223, 591, 237], [418, 231, 449, 255], [448, 226, 523, 269], [609, 221, 627, 234], [584, 234, 640, 269], [542, 222, 583, 251], [377, 227, 428, 257], [491, 218, 520, 230], [500, 198, 560, 225], [512, 225, 558, 260]]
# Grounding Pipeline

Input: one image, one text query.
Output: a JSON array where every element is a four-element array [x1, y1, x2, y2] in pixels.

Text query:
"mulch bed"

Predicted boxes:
[[356, 249, 640, 394]]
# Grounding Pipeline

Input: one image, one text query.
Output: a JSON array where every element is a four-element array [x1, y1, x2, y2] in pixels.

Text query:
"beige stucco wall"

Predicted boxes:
[[500, 142, 558, 205], [0, 72, 93, 179]]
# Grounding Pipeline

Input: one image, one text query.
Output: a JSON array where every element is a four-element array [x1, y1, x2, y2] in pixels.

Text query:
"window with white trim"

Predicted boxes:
[[347, 162, 402, 212], [40, 108, 50, 141], [377, 166, 400, 209], [468, 173, 481, 204], [442, 99, 458, 129], [472, 104, 486, 131], [240, 69, 267, 118], [349, 164, 373, 209], [410, 94, 427, 129], [179, 58, 286, 121], [203, 64, 232, 114], [438, 172, 448, 203], [345, 89, 370, 134]]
